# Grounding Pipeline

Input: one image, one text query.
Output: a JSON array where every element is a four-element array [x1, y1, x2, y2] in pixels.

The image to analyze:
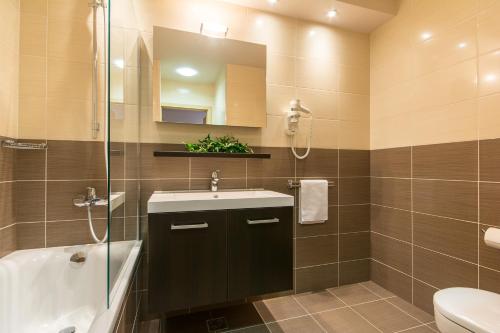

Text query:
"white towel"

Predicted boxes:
[[300, 179, 328, 224]]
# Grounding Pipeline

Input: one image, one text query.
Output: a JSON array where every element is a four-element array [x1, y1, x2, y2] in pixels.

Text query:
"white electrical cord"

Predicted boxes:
[[88, 205, 108, 244], [290, 115, 313, 160]]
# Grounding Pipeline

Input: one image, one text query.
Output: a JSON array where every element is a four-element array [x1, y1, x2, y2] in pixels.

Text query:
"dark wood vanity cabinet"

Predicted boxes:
[[148, 211, 228, 313], [148, 207, 293, 313], [228, 207, 293, 300]]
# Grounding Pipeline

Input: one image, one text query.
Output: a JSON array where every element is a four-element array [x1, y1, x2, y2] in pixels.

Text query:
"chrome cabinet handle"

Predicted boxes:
[[171, 222, 208, 230], [247, 218, 280, 225]]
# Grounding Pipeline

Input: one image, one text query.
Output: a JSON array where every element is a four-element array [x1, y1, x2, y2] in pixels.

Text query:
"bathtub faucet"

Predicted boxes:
[[73, 187, 107, 207]]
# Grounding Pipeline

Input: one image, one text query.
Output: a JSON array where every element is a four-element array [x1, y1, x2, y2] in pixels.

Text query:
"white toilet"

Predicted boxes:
[[434, 287, 500, 333]]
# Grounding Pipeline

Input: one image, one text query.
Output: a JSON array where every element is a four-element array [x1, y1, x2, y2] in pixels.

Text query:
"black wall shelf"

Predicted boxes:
[[153, 151, 271, 159]]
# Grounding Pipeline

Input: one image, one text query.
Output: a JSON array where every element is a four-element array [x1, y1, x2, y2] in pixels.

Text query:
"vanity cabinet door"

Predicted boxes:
[[228, 207, 293, 300], [148, 211, 227, 313]]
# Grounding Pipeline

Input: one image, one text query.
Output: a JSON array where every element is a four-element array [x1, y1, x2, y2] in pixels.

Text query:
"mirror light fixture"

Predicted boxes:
[[200, 22, 228, 38]]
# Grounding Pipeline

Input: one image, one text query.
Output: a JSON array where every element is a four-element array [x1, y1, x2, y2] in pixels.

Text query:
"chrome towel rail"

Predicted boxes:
[[1, 139, 47, 150], [287, 179, 335, 189]]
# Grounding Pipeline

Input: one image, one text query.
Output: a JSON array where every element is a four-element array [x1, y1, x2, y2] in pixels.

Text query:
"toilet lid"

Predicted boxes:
[[434, 288, 500, 333]]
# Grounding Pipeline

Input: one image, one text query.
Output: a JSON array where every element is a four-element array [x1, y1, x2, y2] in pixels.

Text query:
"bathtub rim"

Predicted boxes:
[[88, 239, 143, 333]]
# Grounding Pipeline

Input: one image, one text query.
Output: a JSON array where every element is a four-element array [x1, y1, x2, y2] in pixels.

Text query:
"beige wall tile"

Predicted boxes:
[[20, 13, 47, 57], [412, 99, 478, 146], [477, 1, 500, 54], [21, 0, 47, 16], [266, 85, 295, 117], [297, 88, 337, 120], [267, 54, 295, 86], [339, 120, 370, 150], [295, 57, 338, 91], [18, 96, 46, 140], [478, 50, 500, 97], [47, 17, 92, 63], [479, 93, 500, 140], [338, 93, 369, 122]]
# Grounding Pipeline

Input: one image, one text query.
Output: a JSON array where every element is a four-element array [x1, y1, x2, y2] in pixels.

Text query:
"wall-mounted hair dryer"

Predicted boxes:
[[285, 99, 313, 159]]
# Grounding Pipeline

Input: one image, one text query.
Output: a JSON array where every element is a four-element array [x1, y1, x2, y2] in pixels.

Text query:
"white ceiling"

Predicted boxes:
[[218, 0, 398, 33]]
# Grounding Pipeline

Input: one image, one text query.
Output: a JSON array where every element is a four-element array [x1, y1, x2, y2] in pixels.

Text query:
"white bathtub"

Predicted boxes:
[[0, 240, 142, 333]]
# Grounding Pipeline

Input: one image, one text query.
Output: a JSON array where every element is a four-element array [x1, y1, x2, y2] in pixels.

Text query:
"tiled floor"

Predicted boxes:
[[144, 281, 438, 333]]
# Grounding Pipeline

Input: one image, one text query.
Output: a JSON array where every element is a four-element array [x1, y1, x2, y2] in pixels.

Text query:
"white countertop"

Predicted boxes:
[[147, 190, 294, 213]]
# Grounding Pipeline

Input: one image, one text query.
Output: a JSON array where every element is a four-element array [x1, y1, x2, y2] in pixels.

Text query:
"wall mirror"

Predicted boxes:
[[153, 26, 267, 128]]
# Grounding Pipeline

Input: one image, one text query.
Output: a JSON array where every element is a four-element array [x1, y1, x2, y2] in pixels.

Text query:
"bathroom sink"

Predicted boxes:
[[148, 190, 294, 213]]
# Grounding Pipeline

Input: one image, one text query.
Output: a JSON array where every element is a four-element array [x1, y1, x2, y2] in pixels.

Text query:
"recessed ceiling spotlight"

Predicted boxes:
[[420, 32, 432, 41], [327, 9, 337, 18], [457, 42, 467, 49], [175, 67, 198, 77], [268, 0, 278, 5]]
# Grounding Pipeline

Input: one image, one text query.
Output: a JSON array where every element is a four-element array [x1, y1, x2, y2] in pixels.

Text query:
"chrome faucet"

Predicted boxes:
[[211, 170, 220, 192], [73, 187, 106, 207]]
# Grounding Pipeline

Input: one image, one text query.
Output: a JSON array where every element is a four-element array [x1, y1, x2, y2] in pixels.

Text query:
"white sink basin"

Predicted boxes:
[[147, 190, 294, 213]]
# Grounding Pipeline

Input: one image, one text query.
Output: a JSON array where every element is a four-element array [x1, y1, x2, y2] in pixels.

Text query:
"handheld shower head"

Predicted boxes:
[[290, 99, 311, 114]]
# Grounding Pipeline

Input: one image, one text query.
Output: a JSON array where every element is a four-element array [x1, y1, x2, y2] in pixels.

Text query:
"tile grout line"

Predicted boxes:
[[359, 282, 436, 329], [372, 258, 441, 291], [291, 295, 328, 333], [410, 145, 414, 304], [325, 286, 384, 333], [337, 148, 340, 287]]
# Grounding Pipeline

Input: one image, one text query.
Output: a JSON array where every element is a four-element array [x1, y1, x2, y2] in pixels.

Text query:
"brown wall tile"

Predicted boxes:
[[479, 226, 500, 271], [479, 267, 500, 294], [110, 142, 125, 180], [339, 259, 370, 285], [339, 232, 370, 261], [125, 179, 139, 217], [480, 138, 500, 182], [47, 180, 107, 221], [413, 246, 477, 289], [371, 147, 411, 178], [371, 260, 412, 302], [413, 213, 478, 263], [295, 263, 338, 293], [14, 181, 45, 222], [14, 148, 46, 180], [190, 178, 246, 191], [413, 179, 477, 221], [371, 178, 411, 210], [480, 182, 500, 227], [339, 150, 370, 177], [47, 219, 107, 247], [47, 140, 106, 180], [371, 205, 411, 242], [125, 142, 140, 180], [248, 147, 294, 178], [413, 141, 477, 181], [191, 157, 246, 179], [16, 222, 45, 249], [0, 182, 14, 229], [296, 149, 338, 178], [296, 235, 338, 268], [296, 206, 338, 237], [140, 143, 189, 179], [0, 145, 14, 181], [339, 204, 370, 233], [371, 232, 412, 274], [339, 177, 370, 204], [0, 225, 16, 258], [412, 279, 438, 315]]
